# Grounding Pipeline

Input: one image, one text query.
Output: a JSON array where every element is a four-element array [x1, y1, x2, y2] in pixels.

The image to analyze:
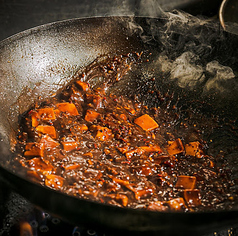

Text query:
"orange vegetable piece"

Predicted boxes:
[[184, 189, 201, 207], [85, 110, 100, 122], [185, 141, 203, 158], [140, 145, 162, 153], [31, 111, 39, 127], [63, 163, 80, 170], [26, 157, 53, 173], [134, 188, 153, 200], [77, 124, 88, 132], [166, 138, 184, 155], [76, 80, 89, 91], [24, 143, 45, 157], [167, 198, 186, 211], [93, 125, 112, 141], [83, 152, 94, 158], [175, 175, 196, 189], [40, 135, 60, 149], [125, 148, 144, 159], [56, 102, 79, 116], [147, 201, 169, 211], [61, 141, 78, 152], [45, 174, 64, 190], [134, 114, 159, 131], [37, 108, 56, 121], [36, 125, 57, 139]]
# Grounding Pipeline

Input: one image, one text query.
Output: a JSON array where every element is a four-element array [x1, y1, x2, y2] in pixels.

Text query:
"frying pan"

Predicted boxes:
[[1, 16, 238, 236]]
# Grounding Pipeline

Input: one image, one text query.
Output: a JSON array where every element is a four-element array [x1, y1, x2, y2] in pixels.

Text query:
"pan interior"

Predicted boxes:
[[1, 15, 238, 233]]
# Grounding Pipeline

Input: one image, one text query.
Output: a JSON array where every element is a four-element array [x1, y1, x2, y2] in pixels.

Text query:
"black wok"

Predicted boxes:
[[1, 16, 238, 236]]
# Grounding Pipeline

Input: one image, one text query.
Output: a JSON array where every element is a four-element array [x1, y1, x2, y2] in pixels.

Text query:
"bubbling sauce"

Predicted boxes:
[[15, 53, 237, 212]]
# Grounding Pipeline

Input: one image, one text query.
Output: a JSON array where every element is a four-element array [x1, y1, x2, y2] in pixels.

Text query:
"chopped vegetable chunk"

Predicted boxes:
[[166, 138, 184, 156], [24, 143, 45, 157], [184, 189, 201, 207], [185, 141, 203, 158], [45, 174, 64, 190], [36, 125, 57, 139], [147, 201, 169, 211], [134, 114, 159, 131], [38, 108, 56, 121], [61, 141, 78, 152], [56, 102, 79, 116], [85, 110, 100, 122], [40, 135, 60, 149], [175, 175, 196, 189], [167, 198, 186, 211], [76, 80, 89, 91]]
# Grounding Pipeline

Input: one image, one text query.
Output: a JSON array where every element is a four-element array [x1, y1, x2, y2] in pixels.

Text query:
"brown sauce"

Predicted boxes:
[[15, 53, 237, 212]]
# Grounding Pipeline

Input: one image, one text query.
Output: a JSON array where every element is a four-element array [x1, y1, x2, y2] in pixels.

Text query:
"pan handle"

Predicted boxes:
[[219, 0, 238, 35]]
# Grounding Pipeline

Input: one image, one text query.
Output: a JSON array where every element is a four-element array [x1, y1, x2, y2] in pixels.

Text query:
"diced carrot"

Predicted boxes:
[[26, 157, 53, 172], [76, 80, 89, 91], [134, 166, 153, 176], [91, 125, 112, 141], [36, 125, 57, 139], [167, 198, 186, 211], [63, 163, 80, 170], [183, 189, 201, 207], [85, 110, 100, 122], [140, 145, 162, 153], [61, 141, 78, 152], [37, 108, 56, 121], [31, 111, 39, 127], [134, 114, 159, 131], [40, 135, 60, 149], [166, 138, 184, 156], [147, 201, 169, 211], [185, 141, 203, 158], [134, 188, 153, 200], [56, 102, 79, 116], [24, 143, 45, 157], [45, 174, 64, 190], [76, 124, 88, 132], [175, 175, 196, 189]]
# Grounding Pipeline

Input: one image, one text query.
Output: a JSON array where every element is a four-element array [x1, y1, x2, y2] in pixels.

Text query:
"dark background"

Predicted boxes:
[[0, 0, 223, 41]]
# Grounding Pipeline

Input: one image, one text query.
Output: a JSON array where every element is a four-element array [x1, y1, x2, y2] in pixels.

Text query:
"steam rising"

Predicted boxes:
[[123, 8, 238, 96]]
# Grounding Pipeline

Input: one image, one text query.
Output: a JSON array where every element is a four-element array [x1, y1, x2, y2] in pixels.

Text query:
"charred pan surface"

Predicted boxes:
[[15, 53, 238, 213]]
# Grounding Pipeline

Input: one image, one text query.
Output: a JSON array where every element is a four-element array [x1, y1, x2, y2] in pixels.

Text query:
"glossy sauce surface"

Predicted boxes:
[[15, 54, 237, 212]]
